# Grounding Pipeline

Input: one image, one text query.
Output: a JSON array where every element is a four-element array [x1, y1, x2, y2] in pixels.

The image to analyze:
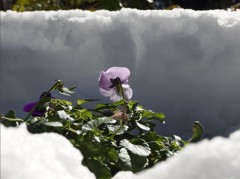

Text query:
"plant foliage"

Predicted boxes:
[[0, 80, 203, 179], [6, 0, 239, 11]]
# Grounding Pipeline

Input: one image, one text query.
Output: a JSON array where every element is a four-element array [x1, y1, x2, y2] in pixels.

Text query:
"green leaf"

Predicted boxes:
[[127, 100, 139, 110], [59, 87, 75, 96], [72, 109, 93, 120], [138, 132, 167, 151], [5, 110, 17, 118], [40, 121, 63, 127], [120, 139, 151, 157], [86, 159, 111, 179], [1, 116, 24, 122], [95, 100, 125, 112], [95, 103, 108, 110], [68, 86, 77, 91], [29, 117, 43, 124], [173, 135, 182, 141], [82, 117, 115, 132], [51, 99, 72, 106], [80, 137, 103, 156], [77, 99, 88, 105], [129, 153, 148, 172], [0, 110, 24, 127], [107, 124, 128, 135], [57, 110, 74, 121], [136, 122, 150, 131], [147, 141, 166, 151], [105, 147, 119, 162], [142, 110, 165, 123], [110, 99, 125, 106], [188, 121, 203, 143], [100, 0, 121, 10], [141, 131, 163, 142], [118, 148, 132, 170], [77, 99, 98, 106]]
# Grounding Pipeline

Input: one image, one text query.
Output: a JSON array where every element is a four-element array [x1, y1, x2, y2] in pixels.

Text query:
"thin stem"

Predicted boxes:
[[116, 78, 128, 113], [24, 80, 61, 121], [117, 78, 125, 101], [66, 127, 79, 134], [110, 78, 129, 140]]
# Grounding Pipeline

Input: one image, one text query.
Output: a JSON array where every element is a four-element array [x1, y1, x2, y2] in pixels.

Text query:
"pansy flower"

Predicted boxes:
[[98, 67, 133, 102], [23, 92, 52, 117]]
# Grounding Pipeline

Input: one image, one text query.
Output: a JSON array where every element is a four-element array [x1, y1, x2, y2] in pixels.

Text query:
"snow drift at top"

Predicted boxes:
[[1, 9, 240, 138]]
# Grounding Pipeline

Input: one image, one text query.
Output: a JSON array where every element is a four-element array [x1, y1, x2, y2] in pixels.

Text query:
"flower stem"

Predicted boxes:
[[116, 78, 126, 101], [116, 78, 128, 113], [114, 78, 129, 139], [24, 80, 62, 121]]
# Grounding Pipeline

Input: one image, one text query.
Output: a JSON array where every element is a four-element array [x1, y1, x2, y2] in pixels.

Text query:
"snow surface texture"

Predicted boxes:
[[114, 128, 240, 179], [1, 125, 96, 179], [1, 125, 240, 179], [1, 9, 240, 138]]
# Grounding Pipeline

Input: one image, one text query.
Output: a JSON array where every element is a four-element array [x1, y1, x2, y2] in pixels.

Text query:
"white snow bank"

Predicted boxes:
[[1, 125, 240, 179], [0, 125, 95, 179], [114, 129, 240, 179], [1, 9, 240, 138]]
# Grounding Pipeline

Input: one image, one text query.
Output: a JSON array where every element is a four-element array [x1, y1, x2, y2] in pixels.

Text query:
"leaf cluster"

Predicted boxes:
[[0, 81, 203, 179], [9, 0, 240, 12], [12, 0, 122, 11]]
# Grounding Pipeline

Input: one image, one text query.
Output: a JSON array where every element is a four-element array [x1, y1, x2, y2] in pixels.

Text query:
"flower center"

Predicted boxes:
[[109, 77, 121, 93], [109, 77, 120, 88]]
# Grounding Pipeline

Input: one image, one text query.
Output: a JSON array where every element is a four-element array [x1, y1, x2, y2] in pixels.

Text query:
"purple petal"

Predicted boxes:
[[99, 87, 114, 97], [99, 71, 113, 90], [32, 110, 45, 117], [122, 85, 133, 100], [106, 67, 130, 83], [109, 85, 132, 102], [23, 102, 45, 117], [110, 94, 122, 102], [23, 102, 37, 112]]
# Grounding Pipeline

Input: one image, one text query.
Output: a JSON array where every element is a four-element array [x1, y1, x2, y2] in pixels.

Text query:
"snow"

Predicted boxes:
[[114, 128, 240, 179], [1, 9, 240, 139], [1, 124, 240, 179], [1, 125, 96, 179]]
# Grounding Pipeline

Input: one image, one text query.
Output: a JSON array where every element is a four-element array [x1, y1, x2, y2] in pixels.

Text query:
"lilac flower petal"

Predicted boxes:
[[99, 71, 113, 90], [99, 87, 114, 97], [109, 85, 132, 102], [23, 102, 37, 112], [122, 84, 133, 100], [99, 67, 132, 101], [100, 87, 123, 102], [110, 94, 122, 102], [106, 67, 130, 83]]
